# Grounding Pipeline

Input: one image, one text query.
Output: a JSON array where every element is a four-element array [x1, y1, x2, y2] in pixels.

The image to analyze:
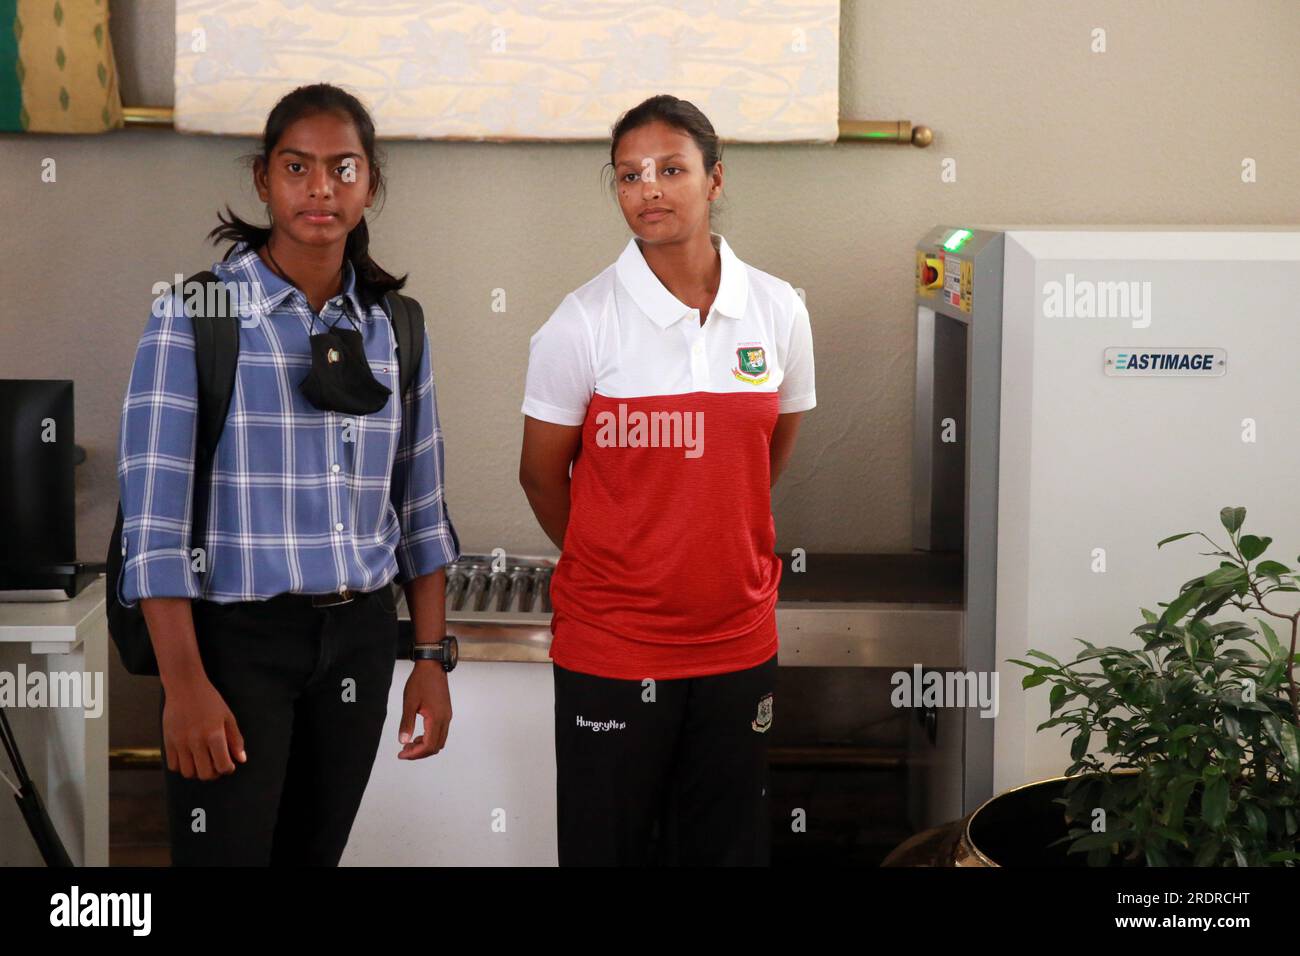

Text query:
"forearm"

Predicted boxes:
[[770, 437, 801, 486], [402, 567, 449, 647], [140, 597, 208, 691], [768, 412, 804, 488], [521, 478, 571, 552]]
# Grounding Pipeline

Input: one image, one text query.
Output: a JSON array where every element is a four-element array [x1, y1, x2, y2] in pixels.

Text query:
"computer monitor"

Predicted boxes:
[[0, 380, 85, 593]]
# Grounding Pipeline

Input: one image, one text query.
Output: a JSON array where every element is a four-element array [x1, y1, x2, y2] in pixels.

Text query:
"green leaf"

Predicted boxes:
[[1050, 683, 1067, 714], [1164, 778, 1197, 830], [1209, 622, 1257, 640], [1202, 775, 1229, 828], [1025, 649, 1063, 667], [1159, 588, 1202, 633], [1194, 835, 1222, 866], [1068, 831, 1126, 852], [1157, 532, 1196, 548], [1190, 586, 1240, 625], [1022, 674, 1048, 689], [1220, 506, 1246, 535], [1255, 560, 1292, 580], [1070, 729, 1090, 761], [1258, 619, 1283, 660], [1279, 721, 1300, 774], [1242, 802, 1268, 838], [1239, 535, 1271, 561], [1150, 825, 1190, 847], [1203, 565, 1247, 588]]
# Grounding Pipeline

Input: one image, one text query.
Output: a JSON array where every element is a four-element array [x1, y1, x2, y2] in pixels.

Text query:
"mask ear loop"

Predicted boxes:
[[328, 305, 362, 335]]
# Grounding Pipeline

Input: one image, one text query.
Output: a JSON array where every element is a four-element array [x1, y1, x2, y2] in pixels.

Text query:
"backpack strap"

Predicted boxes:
[[182, 270, 240, 460], [383, 290, 427, 401], [175, 271, 240, 553]]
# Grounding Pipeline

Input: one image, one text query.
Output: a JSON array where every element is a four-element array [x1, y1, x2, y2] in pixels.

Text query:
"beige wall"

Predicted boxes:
[[3, 0, 1297, 744]]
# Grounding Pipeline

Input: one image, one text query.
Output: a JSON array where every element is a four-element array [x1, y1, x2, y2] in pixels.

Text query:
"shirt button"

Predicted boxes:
[[692, 342, 704, 355], [334, 522, 344, 532], [331, 464, 340, 474]]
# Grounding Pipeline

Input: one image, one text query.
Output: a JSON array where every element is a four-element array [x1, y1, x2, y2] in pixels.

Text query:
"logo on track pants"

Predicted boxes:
[[751, 692, 773, 733]]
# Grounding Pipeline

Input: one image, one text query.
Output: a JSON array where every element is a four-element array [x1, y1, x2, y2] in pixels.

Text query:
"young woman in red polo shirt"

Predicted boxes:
[[519, 94, 816, 866]]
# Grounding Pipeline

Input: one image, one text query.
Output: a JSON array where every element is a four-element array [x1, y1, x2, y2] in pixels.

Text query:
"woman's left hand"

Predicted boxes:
[[398, 662, 452, 758]]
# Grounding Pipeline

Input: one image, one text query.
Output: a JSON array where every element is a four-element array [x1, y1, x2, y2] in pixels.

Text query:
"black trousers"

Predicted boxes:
[[552, 653, 777, 866], [160, 587, 397, 866]]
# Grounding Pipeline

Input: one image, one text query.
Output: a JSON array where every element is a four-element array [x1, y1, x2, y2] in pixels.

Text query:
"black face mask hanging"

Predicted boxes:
[[298, 308, 392, 416]]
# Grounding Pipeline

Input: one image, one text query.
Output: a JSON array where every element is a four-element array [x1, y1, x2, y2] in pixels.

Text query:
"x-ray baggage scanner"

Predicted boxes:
[[912, 225, 1300, 825]]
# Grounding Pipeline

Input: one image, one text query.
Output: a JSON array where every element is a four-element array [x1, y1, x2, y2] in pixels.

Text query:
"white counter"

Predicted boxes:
[[0, 577, 109, 866], [344, 659, 557, 866]]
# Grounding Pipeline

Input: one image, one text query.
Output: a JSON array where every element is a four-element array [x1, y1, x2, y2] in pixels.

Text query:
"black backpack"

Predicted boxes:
[[106, 272, 426, 676]]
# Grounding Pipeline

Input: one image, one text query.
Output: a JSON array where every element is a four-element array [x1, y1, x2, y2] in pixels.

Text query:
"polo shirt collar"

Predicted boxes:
[[225, 241, 370, 323], [616, 232, 749, 329]]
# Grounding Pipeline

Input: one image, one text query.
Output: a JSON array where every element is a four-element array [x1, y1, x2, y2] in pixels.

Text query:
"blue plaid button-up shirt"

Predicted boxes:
[[116, 242, 460, 605]]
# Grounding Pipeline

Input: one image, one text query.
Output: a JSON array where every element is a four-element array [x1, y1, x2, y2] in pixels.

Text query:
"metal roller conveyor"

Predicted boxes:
[[396, 552, 963, 669]]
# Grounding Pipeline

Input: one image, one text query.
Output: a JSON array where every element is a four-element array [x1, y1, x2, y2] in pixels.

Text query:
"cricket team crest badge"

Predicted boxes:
[[752, 692, 773, 733], [732, 343, 770, 385]]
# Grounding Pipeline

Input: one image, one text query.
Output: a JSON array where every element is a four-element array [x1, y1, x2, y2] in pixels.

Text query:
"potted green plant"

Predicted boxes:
[[1006, 506, 1300, 866]]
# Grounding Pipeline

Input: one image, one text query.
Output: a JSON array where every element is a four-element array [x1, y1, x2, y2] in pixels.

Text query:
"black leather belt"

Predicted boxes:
[[309, 586, 384, 608]]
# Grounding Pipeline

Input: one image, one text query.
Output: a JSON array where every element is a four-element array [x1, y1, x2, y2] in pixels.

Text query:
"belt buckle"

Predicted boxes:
[[313, 587, 355, 608]]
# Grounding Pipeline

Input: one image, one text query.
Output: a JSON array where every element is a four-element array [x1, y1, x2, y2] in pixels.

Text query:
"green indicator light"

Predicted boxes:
[[942, 228, 974, 252]]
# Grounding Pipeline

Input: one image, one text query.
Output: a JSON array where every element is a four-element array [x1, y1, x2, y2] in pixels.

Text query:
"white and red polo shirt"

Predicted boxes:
[[522, 233, 816, 680]]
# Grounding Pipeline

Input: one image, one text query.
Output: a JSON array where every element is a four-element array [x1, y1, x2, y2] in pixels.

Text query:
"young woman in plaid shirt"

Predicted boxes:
[[117, 84, 460, 866]]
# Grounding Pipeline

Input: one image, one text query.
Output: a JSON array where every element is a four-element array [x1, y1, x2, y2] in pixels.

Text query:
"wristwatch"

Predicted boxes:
[[412, 635, 458, 672]]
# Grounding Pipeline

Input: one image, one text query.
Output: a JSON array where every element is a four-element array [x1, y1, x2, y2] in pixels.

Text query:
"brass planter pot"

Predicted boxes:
[[957, 774, 1086, 867], [885, 771, 1135, 867], [886, 766, 1298, 866]]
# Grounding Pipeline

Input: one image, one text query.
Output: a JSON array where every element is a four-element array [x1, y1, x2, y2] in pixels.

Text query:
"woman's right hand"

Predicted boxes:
[[162, 676, 247, 781], [140, 597, 248, 781]]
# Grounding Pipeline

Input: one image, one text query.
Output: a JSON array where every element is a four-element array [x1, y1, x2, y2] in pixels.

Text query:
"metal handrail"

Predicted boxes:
[[122, 106, 933, 146]]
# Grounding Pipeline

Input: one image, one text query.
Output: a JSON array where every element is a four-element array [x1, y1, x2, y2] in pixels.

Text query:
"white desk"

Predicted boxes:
[[0, 576, 109, 866]]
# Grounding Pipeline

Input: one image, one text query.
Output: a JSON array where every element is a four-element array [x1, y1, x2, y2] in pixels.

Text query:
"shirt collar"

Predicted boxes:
[[615, 232, 749, 329], [217, 241, 370, 323]]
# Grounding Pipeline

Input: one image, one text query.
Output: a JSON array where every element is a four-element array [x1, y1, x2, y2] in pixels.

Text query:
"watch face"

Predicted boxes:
[[446, 636, 458, 669]]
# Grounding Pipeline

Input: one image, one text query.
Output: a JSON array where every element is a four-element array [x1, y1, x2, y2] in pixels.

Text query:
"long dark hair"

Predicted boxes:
[[603, 94, 723, 221], [208, 83, 406, 305]]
